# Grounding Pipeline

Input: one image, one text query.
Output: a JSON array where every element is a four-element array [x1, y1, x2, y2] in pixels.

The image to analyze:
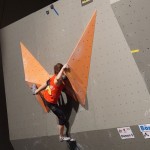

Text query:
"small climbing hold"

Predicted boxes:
[[46, 10, 49, 15], [50, 4, 59, 16]]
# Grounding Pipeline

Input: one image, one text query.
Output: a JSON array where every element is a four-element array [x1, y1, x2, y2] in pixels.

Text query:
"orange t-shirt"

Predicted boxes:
[[43, 75, 64, 104]]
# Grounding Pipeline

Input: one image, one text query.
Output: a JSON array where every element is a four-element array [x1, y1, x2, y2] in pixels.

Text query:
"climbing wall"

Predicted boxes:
[[20, 42, 51, 112], [111, 0, 150, 94], [1, 0, 150, 149], [66, 10, 97, 106]]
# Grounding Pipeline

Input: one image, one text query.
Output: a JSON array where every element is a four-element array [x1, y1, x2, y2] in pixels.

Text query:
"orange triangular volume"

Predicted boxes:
[[66, 10, 97, 106], [20, 42, 51, 112], [26, 81, 50, 113], [20, 42, 50, 85]]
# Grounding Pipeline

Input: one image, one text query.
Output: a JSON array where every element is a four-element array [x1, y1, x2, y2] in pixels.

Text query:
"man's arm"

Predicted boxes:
[[34, 82, 47, 95], [55, 64, 69, 84]]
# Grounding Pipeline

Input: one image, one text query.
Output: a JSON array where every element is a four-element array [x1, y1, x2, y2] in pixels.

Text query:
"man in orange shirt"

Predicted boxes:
[[34, 63, 71, 142]]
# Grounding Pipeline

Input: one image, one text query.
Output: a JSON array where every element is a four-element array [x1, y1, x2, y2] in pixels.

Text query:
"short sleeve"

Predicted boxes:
[[46, 79, 50, 86]]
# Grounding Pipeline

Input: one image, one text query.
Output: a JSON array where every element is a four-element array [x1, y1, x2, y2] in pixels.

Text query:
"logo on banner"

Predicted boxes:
[[117, 127, 135, 139], [139, 124, 150, 139]]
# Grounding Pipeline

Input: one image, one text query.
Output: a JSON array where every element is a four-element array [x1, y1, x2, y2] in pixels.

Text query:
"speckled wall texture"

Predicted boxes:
[[1, 0, 150, 145]]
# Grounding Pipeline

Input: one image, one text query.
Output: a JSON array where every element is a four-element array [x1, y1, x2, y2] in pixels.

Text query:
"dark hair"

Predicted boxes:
[[54, 63, 63, 75]]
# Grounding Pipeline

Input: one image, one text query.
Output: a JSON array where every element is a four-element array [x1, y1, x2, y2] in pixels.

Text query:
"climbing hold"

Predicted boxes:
[[46, 10, 49, 15], [131, 49, 140, 53], [50, 4, 59, 16], [81, 0, 93, 6]]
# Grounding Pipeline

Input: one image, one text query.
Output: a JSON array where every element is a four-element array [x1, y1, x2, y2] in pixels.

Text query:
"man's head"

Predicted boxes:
[[54, 63, 63, 75]]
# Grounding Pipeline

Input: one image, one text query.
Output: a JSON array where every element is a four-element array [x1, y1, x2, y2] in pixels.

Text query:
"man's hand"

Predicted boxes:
[[31, 84, 37, 95], [63, 64, 70, 72]]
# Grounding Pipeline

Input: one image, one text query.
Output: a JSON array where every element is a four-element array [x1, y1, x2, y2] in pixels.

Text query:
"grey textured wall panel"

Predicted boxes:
[[111, 0, 150, 96], [1, 0, 150, 143]]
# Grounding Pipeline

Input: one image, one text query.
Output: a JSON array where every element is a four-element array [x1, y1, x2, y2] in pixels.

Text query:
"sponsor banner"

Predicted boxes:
[[81, 0, 93, 6], [138, 124, 150, 139], [117, 127, 135, 139]]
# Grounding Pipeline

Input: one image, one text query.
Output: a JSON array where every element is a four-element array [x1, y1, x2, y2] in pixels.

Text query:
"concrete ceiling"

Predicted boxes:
[[0, 0, 57, 28]]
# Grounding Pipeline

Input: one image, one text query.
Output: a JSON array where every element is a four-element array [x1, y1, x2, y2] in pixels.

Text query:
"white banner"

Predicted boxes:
[[139, 124, 150, 139], [117, 127, 135, 139]]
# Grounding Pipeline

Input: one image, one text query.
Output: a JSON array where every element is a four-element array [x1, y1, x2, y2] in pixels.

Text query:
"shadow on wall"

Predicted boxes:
[[0, 46, 14, 150], [58, 78, 89, 150], [61, 77, 88, 136], [58, 77, 80, 137], [58, 94, 81, 150]]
